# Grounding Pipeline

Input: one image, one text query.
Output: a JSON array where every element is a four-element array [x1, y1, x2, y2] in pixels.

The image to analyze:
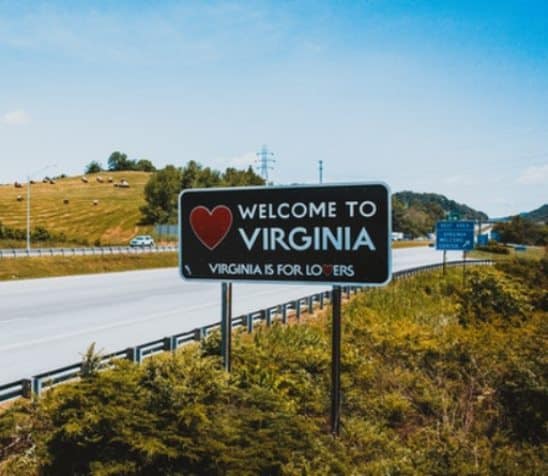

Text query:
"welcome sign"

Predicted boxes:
[[179, 183, 391, 284]]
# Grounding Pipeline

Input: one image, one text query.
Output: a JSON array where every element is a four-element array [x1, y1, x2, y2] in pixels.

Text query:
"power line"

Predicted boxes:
[[255, 145, 275, 182]]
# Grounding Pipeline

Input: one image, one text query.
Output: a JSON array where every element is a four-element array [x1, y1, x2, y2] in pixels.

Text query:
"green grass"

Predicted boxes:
[[469, 245, 545, 261], [0, 171, 154, 246], [0, 252, 177, 281]]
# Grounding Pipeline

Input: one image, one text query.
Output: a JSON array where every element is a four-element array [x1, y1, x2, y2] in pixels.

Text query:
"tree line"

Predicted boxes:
[[140, 161, 264, 224], [85, 151, 156, 174]]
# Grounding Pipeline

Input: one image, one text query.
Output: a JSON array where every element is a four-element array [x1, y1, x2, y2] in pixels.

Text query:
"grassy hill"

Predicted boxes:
[[0, 171, 152, 246], [521, 203, 548, 223], [393, 191, 488, 237]]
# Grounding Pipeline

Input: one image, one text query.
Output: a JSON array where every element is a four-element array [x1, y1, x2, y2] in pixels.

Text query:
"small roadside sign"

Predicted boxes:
[[477, 234, 489, 246], [179, 183, 391, 285], [436, 220, 474, 251]]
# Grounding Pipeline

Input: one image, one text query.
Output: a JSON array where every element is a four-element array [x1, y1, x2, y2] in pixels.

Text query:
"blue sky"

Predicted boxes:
[[0, 0, 547, 217]]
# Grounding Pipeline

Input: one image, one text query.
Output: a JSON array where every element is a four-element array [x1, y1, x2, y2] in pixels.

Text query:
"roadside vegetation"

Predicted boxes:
[[1, 256, 546, 475], [493, 215, 547, 246], [0, 253, 177, 281], [470, 243, 545, 261]]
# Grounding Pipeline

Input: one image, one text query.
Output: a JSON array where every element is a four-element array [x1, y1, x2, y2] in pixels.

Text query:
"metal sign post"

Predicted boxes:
[[330, 285, 342, 436], [462, 251, 467, 286], [221, 282, 232, 372], [442, 250, 447, 275]]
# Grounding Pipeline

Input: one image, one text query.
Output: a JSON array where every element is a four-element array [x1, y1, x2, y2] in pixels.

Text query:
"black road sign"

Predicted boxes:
[[179, 183, 391, 285]]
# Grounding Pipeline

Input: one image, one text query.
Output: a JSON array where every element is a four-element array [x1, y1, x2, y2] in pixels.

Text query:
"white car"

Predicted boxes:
[[130, 235, 155, 248]]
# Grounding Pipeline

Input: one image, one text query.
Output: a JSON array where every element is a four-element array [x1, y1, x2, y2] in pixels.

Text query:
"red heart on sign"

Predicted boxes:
[[190, 205, 233, 250], [323, 264, 333, 276]]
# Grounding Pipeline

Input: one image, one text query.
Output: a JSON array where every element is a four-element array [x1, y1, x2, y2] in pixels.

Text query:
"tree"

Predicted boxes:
[[135, 159, 156, 172], [85, 161, 103, 174], [107, 151, 132, 171], [494, 216, 548, 246], [140, 162, 265, 224], [140, 165, 183, 224], [222, 166, 265, 186]]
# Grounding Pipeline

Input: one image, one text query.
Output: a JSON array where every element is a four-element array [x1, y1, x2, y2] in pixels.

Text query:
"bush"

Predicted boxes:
[[458, 268, 531, 325], [84, 161, 103, 174], [476, 241, 510, 254], [1, 264, 546, 474]]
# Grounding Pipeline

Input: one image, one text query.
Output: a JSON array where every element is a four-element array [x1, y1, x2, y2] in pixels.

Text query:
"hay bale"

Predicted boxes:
[[14, 181, 22, 188], [63, 198, 69, 205], [93, 199, 99, 206], [81, 176, 89, 183], [96, 176, 104, 183], [108, 176, 113, 183], [16, 195, 23, 202]]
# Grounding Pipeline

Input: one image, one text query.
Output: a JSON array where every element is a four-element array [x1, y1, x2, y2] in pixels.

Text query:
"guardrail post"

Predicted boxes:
[[295, 300, 301, 320], [193, 327, 205, 341], [265, 308, 272, 327], [32, 377, 42, 396], [21, 379, 32, 398], [246, 314, 254, 333], [281, 304, 287, 324], [308, 296, 314, 314], [126, 347, 138, 363], [319, 293, 324, 309], [164, 336, 176, 352]]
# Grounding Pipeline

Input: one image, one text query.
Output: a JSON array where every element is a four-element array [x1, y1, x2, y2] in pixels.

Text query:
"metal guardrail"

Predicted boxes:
[[0, 259, 493, 403], [0, 245, 177, 259]]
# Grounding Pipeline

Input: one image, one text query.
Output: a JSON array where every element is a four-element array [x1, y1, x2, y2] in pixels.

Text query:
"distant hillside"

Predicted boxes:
[[520, 204, 548, 223], [0, 171, 152, 246], [393, 191, 488, 238]]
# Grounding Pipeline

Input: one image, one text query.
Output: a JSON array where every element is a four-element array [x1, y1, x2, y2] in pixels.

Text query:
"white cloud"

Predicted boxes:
[[517, 164, 548, 185], [2, 109, 31, 126]]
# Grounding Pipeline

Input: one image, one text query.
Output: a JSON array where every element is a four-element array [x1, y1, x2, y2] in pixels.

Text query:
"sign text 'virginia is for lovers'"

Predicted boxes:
[[179, 183, 391, 284]]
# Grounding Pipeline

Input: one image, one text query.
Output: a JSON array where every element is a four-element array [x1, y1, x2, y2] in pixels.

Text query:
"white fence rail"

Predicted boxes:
[[0, 245, 177, 259]]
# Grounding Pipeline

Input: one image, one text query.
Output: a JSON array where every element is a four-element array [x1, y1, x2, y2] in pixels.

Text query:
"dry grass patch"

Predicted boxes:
[[0, 253, 177, 281]]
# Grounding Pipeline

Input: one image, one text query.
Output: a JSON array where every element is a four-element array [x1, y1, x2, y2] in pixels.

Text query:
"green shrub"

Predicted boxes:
[[476, 241, 510, 254], [458, 268, 531, 325], [1, 264, 546, 474]]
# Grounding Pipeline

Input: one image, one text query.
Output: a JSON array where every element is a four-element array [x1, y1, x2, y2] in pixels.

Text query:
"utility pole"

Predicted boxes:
[[319, 160, 324, 184], [26, 164, 56, 254], [26, 175, 31, 254], [255, 145, 275, 183]]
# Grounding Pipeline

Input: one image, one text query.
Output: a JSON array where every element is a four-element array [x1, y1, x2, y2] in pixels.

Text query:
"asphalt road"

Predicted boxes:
[[0, 247, 462, 383]]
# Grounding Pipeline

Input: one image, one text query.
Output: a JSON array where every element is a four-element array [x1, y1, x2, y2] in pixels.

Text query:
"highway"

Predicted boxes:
[[0, 247, 463, 383]]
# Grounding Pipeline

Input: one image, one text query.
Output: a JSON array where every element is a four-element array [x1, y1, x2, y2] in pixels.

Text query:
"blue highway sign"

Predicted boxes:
[[436, 220, 474, 251]]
